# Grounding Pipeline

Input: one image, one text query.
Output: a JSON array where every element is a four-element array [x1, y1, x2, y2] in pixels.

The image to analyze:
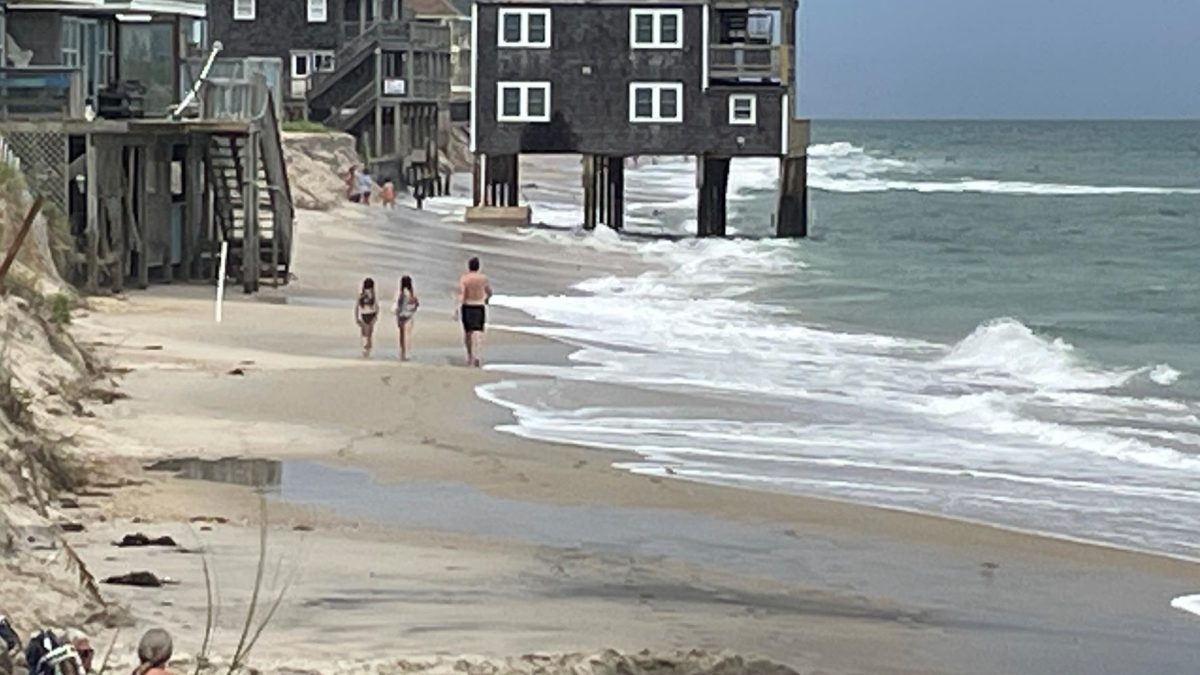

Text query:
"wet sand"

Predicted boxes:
[[68, 202, 1200, 674]]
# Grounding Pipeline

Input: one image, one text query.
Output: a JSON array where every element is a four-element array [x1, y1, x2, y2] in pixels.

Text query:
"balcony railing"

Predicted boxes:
[[709, 45, 788, 82], [0, 67, 84, 120], [340, 20, 450, 51]]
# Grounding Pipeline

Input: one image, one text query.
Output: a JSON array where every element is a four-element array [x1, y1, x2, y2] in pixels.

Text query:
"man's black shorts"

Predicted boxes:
[[461, 305, 486, 333]]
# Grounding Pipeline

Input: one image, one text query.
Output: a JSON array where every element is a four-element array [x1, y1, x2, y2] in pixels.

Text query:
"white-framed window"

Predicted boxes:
[[60, 18, 81, 68], [98, 22, 113, 87], [290, 51, 335, 97], [728, 94, 756, 125], [498, 8, 550, 48], [234, 0, 255, 21], [496, 81, 550, 122], [629, 82, 683, 123], [630, 9, 682, 49], [307, 0, 327, 22]]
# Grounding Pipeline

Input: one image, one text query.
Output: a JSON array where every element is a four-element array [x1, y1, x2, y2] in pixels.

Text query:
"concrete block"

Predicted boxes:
[[464, 205, 532, 226]]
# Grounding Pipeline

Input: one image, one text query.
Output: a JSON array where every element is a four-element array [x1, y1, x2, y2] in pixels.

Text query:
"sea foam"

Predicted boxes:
[[1171, 594, 1200, 619]]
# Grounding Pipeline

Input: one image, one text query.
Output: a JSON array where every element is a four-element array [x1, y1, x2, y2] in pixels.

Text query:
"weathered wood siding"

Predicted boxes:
[[210, 0, 342, 61], [474, 4, 785, 157]]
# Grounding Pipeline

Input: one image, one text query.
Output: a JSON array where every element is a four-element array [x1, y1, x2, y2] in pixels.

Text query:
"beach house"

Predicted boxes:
[[1, 0, 294, 295], [2, 0, 208, 116], [468, 0, 808, 236], [209, 0, 454, 187]]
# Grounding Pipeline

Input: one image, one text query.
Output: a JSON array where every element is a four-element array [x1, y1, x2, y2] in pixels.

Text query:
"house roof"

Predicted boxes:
[[407, 0, 462, 16]]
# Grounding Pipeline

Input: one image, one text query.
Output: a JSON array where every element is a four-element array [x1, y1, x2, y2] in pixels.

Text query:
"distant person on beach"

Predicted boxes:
[[356, 168, 373, 206], [455, 257, 492, 367], [413, 181, 425, 210], [346, 166, 361, 203], [381, 179, 396, 209], [355, 277, 379, 358], [394, 275, 420, 361], [132, 629, 173, 675]]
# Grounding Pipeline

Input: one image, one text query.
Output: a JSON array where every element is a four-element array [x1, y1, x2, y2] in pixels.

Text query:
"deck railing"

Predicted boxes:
[[0, 67, 84, 120], [183, 57, 283, 118], [709, 45, 788, 82], [340, 19, 450, 51]]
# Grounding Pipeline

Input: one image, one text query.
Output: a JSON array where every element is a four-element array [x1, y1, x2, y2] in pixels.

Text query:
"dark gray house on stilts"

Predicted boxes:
[[467, 0, 808, 237]]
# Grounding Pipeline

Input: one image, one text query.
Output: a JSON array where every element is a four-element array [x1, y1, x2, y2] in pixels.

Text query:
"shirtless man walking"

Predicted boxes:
[[455, 257, 492, 367]]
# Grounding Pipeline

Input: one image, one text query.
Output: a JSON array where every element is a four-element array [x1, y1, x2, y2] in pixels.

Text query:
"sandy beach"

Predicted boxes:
[[55, 196, 1200, 675]]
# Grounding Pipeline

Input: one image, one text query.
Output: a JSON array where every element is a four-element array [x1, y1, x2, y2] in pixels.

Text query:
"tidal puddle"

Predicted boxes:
[[145, 457, 799, 580], [147, 457, 283, 489]]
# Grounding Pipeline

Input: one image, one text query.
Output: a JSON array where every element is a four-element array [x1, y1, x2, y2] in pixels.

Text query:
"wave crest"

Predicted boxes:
[[809, 142, 1200, 196]]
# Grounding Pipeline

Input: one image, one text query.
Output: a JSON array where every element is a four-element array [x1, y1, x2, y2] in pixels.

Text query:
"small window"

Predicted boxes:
[[307, 0, 327, 23], [315, 52, 336, 72], [292, 53, 309, 78], [728, 94, 756, 125], [496, 81, 551, 122], [630, 9, 683, 49], [629, 82, 684, 123], [234, 0, 255, 21], [498, 9, 551, 48]]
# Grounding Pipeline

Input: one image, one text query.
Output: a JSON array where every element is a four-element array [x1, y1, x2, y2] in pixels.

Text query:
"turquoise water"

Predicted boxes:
[[766, 121, 1200, 398], [435, 121, 1200, 559]]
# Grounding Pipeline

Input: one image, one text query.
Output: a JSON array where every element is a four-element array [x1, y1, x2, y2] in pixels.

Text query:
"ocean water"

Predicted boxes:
[[446, 121, 1200, 560]]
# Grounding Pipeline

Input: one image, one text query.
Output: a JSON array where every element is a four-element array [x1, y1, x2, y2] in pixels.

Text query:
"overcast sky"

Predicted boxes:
[[798, 0, 1200, 119]]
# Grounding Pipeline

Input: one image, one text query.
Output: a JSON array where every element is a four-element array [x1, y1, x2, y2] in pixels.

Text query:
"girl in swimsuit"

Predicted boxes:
[[355, 277, 379, 357], [393, 275, 420, 361]]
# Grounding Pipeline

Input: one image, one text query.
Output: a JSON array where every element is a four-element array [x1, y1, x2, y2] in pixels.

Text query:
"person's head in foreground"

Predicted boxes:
[[133, 629, 172, 675], [468, 257, 480, 272]]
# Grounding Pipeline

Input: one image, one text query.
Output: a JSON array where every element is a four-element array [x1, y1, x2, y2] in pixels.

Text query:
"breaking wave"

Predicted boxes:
[[809, 142, 1200, 196]]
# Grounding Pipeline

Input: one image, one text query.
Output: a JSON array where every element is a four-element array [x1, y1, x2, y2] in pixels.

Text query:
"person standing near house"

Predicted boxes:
[[413, 181, 425, 210], [454, 257, 492, 367], [346, 166, 360, 203], [381, 179, 396, 209], [356, 168, 373, 206]]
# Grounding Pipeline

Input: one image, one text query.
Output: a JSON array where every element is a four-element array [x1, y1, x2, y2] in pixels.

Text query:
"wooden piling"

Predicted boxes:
[[84, 134, 100, 293], [697, 156, 730, 237], [596, 156, 606, 226], [582, 154, 596, 230], [472, 155, 482, 206], [136, 146, 150, 290], [184, 137, 204, 282], [776, 155, 807, 238], [776, 118, 809, 238], [507, 155, 519, 207], [606, 156, 625, 231]]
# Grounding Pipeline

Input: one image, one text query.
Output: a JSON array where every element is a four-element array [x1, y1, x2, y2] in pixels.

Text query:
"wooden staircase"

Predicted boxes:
[[203, 89, 294, 293]]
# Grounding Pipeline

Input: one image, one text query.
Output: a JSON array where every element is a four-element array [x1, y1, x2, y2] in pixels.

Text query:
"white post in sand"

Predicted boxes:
[[215, 240, 229, 323]]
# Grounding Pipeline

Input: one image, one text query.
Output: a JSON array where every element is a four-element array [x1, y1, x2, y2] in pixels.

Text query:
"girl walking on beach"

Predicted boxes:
[[394, 275, 420, 361], [355, 277, 379, 357]]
